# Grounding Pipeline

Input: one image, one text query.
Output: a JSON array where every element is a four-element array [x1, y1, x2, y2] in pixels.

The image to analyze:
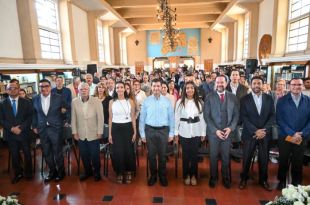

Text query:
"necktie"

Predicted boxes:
[[12, 100, 17, 116], [220, 94, 225, 103]]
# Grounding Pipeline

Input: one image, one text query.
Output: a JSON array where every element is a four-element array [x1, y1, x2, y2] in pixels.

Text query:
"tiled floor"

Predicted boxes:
[[0, 145, 309, 205]]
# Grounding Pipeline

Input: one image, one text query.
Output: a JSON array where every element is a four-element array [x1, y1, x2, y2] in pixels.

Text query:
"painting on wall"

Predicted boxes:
[[147, 28, 201, 57]]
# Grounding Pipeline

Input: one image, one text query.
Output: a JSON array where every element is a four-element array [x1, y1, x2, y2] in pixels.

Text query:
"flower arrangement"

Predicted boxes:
[[0, 195, 20, 205], [267, 185, 310, 205]]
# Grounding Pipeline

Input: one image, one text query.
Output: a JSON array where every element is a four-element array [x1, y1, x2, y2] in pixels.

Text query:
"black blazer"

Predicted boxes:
[[0, 97, 33, 141], [32, 93, 68, 133], [240, 93, 275, 141], [226, 83, 248, 102]]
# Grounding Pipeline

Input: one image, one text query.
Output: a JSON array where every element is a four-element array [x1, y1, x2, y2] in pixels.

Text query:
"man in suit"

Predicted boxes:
[[276, 78, 310, 190], [32, 79, 68, 182], [204, 75, 239, 189], [226, 69, 249, 102], [0, 82, 33, 184], [71, 82, 103, 181], [239, 76, 275, 191]]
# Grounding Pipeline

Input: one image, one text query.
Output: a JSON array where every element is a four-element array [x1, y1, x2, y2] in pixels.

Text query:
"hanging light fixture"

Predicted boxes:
[[156, 0, 179, 53]]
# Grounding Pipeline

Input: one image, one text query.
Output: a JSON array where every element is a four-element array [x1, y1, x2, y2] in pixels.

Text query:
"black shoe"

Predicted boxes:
[[260, 181, 272, 191], [79, 174, 91, 181], [239, 179, 247, 189], [159, 177, 168, 187], [94, 175, 101, 182], [44, 172, 56, 183], [55, 174, 65, 182], [277, 181, 286, 190], [147, 176, 157, 186], [11, 174, 23, 184], [209, 178, 217, 188], [223, 179, 231, 189]]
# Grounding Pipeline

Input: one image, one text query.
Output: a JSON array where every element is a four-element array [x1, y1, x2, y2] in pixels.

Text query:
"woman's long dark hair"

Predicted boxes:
[[112, 81, 130, 101], [178, 81, 203, 113]]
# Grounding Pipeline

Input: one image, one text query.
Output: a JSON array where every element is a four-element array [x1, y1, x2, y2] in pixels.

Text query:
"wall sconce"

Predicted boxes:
[[208, 37, 213, 43], [135, 40, 139, 46]]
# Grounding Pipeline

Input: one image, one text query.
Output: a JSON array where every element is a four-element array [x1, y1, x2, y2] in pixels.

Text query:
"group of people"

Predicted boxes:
[[1, 68, 310, 193]]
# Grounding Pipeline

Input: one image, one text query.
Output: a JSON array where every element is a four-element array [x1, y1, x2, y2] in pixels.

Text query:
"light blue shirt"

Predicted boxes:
[[139, 94, 175, 138]]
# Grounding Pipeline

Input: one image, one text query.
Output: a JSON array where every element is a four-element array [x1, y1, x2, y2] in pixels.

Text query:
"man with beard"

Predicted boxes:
[[204, 75, 239, 189], [239, 76, 275, 191]]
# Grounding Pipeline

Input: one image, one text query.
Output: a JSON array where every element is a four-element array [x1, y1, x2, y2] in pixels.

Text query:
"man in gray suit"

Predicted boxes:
[[204, 75, 239, 189]]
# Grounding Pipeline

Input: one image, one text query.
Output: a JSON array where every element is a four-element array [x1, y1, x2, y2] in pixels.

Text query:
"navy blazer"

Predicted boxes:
[[32, 93, 68, 133], [240, 93, 275, 141], [276, 93, 310, 140], [0, 97, 33, 141]]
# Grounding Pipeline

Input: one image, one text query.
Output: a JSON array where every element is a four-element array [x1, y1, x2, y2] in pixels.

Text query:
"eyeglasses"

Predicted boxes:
[[39, 85, 50, 88], [290, 84, 302, 87], [7, 87, 18, 91]]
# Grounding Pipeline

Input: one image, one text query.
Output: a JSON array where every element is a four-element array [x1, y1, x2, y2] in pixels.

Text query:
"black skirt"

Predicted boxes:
[[111, 122, 136, 174]]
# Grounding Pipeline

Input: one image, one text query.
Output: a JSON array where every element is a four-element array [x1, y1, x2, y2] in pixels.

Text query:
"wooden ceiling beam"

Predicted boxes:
[[116, 3, 226, 18], [106, 0, 231, 8]]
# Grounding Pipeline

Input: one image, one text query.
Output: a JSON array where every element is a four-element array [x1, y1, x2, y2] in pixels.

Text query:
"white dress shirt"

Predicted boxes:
[[251, 92, 262, 115], [41, 94, 51, 116], [230, 83, 238, 95]]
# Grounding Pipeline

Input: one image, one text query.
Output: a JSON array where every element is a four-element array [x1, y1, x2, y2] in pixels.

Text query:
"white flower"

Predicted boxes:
[[294, 201, 304, 205]]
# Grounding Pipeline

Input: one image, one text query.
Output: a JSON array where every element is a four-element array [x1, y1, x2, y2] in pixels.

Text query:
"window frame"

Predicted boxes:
[[286, 0, 310, 53], [243, 13, 250, 59], [35, 0, 63, 60]]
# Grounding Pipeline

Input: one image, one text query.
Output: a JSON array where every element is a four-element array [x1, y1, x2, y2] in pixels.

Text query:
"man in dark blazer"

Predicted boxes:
[[0, 82, 33, 184], [226, 69, 248, 101], [204, 75, 239, 189], [239, 76, 275, 191], [276, 78, 310, 190], [32, 79, 68, 182]]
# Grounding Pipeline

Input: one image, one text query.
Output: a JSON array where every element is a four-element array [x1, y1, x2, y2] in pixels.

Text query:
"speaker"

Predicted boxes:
[[246, 59, 258, 74], [87, 64, 97, 75]]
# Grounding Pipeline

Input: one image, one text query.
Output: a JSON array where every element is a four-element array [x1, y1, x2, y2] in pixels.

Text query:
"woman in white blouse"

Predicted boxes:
[[175, 81, 206, 186]]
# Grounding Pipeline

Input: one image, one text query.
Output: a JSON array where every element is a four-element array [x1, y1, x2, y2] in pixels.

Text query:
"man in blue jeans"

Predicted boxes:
[[139, 78, 175, 187]]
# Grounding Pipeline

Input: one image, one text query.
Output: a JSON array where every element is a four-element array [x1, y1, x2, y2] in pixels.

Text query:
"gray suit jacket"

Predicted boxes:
[[203, 91, 239, 136]]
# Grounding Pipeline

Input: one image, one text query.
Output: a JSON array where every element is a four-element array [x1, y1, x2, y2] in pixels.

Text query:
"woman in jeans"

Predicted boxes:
[[109, 81, 136, 184], [175, 81, 206, 185]]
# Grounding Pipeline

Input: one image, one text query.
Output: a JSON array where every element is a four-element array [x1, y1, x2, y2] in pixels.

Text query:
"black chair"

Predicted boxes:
[[103, 140, 140, 177], [146, 142, 179, 178], [62, 126, 79, 176]]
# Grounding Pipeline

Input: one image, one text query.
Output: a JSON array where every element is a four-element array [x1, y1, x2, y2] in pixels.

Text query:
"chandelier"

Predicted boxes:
[[156, 0, 180, 53]]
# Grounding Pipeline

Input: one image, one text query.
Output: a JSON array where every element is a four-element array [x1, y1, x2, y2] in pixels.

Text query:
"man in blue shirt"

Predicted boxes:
[[139, 78, 175, 187]]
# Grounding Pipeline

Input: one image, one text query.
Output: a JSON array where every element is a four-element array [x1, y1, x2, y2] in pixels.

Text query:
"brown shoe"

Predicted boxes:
[[125, 173, 132, 184], [190, 176, 197, 186], [184, 175, 190, 185]]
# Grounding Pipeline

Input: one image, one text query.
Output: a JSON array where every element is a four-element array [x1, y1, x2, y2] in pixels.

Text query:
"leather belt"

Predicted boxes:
[[180, 116, 200, 123], [146, 125, 167, 130]]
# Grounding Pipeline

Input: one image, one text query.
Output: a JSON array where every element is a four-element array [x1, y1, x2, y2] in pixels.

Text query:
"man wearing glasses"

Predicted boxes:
[[276, 78, 310, 190], [32, 79, 69, 182], [0, 83, 33, 184]]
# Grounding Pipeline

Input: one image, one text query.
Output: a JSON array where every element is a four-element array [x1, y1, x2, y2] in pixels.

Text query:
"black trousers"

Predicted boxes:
[[8, 138, 32, 177], [179, 136, 200, 178], [278, 138, 307, 185], [145, 125, 169, 178], [240, 137, 269, 183], [79, 138, 101, 177], [40, 127, 64, 175]]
